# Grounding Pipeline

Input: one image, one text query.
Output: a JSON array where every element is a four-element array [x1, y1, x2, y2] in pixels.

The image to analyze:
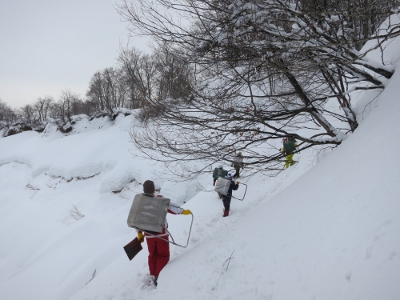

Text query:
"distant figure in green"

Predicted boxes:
[[281, 137, 298, 168]]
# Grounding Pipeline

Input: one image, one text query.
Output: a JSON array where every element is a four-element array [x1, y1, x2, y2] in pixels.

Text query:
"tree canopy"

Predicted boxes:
[[117, 0, 400, 177]]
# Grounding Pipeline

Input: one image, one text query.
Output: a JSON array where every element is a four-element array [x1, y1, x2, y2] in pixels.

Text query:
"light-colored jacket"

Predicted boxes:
[[232, 154, 243, 166]]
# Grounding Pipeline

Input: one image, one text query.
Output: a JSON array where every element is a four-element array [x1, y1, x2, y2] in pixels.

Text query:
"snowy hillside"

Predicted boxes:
[[1, 29, 400, 300]]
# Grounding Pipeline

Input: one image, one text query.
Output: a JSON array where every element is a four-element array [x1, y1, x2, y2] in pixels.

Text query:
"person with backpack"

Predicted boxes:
[[136, 180, 192, 287], [212, 164, 228, 198], [231, 152, 243, 178], [221, 171, 239, 217], [281, 137, 298, 168]]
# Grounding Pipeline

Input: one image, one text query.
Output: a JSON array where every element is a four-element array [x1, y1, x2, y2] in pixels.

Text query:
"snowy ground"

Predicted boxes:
[[1, 22, 400, 300]]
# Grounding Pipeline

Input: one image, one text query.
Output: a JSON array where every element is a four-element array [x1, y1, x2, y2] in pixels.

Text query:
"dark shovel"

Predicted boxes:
[[123, 237, 143, 260]]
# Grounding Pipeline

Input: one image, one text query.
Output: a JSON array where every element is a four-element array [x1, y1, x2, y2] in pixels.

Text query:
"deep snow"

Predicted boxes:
[[1, 22, 400, 300]]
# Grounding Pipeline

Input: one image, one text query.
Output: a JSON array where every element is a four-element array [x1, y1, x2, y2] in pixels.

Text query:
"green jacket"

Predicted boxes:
[[213, 167, 228, 180], [282, 138, 297, 155]]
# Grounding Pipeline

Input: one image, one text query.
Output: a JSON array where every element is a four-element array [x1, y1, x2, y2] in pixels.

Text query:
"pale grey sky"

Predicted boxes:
[[0, 0, 149, 108]]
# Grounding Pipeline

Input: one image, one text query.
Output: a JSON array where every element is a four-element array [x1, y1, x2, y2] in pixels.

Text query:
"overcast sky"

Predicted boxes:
[[0, 0, 150, 109]]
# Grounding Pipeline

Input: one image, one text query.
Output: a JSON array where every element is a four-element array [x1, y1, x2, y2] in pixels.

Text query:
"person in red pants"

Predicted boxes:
[[137, 180, 192, 287]]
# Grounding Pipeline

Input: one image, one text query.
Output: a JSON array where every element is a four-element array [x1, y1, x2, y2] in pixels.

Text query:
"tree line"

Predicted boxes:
[[0, 44, 194, 128]]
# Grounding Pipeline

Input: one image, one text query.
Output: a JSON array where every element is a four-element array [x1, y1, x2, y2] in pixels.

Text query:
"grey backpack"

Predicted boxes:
[[215, 177, 231, 196], [127, 193, 170, 233]]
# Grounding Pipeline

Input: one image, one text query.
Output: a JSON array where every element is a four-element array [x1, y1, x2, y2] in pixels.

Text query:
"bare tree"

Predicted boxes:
[[140, 52, 158, 101], [48, 100, 64, 121], [154, 44, 194, 101], [87, 71, 107, 111], [87, 68, 128, 113], [19, 104, 37, 125], [118, 44, 194, 112], [59, 90, 82, 121], [34, 96, 54, 124], [0, 99, 17, 124], [118, 47, 150, 109], [299, 0, 399, 50], [118, 0, 400, 178]]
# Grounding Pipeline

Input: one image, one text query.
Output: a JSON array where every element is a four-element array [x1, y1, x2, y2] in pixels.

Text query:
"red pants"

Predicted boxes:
[[146, 235, 170, 277]]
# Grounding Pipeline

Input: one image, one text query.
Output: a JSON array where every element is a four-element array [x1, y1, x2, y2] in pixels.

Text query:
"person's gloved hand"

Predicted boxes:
[[182, 209, 192, 215], [137, 231, 144, 243]]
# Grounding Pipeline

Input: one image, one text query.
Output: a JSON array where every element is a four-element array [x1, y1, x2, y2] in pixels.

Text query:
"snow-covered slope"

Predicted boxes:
[[1, 30, 400, 300], [70, 64, 400, 300]]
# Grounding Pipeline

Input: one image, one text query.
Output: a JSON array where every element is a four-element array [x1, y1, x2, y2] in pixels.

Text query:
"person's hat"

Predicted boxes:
[[143, 180, 155, 194], [218, 164, 223, 168], [226, 171, 236, 179]]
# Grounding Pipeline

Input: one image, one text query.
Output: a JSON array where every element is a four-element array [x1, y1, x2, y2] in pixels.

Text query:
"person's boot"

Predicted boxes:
[[153, 276, 158, 287], [223, 210, 229, 217]]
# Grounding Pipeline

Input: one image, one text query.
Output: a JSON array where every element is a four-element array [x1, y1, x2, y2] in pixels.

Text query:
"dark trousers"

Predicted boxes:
[[222, 196, 232, 211], [234, 165, 240, 177]]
